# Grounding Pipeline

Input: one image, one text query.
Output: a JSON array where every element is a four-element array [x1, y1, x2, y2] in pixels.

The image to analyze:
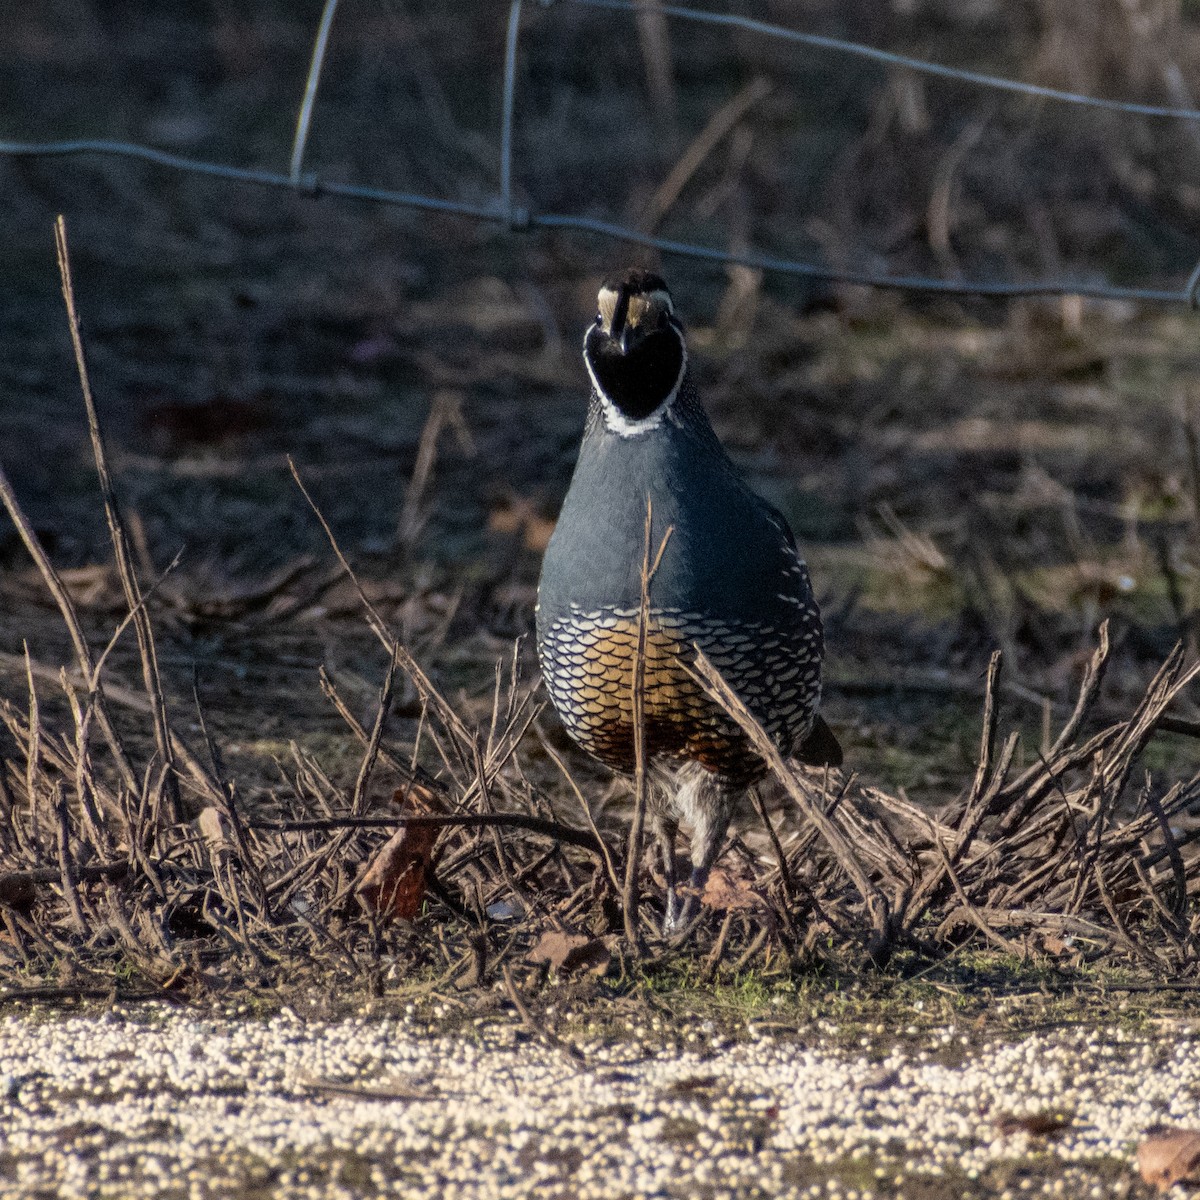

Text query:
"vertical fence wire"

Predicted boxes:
[[289, 0, 342, 184], [499, 0, 526, 225]]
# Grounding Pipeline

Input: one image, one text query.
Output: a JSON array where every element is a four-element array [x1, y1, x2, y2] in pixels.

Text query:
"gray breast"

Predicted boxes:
[[536, 383, 823, 779]]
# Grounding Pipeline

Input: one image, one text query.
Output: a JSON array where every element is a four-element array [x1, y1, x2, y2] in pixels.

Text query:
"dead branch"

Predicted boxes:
[[623, 499, 673, 952], [0, 468, 140, 798], [693, 650, 894, 964], [248, 810, 610, 856], [55, 215, 182, 821]]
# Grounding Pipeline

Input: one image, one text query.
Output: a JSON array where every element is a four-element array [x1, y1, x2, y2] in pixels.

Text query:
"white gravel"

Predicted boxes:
[[0, 1003, 1191, 1198]]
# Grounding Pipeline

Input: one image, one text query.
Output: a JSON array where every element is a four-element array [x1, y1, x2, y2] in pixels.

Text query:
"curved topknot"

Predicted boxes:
[[601, 268, 670, 297]]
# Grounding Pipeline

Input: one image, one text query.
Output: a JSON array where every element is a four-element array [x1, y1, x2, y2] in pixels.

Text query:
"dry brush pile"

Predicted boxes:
[[1, 220, 1200, 1004]]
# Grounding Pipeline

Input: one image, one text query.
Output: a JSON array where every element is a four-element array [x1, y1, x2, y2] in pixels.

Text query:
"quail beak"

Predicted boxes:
[[618, 324, 633, 355]]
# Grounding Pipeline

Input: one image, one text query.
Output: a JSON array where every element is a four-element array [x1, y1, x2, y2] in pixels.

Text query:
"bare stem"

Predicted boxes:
[[54, 214, 181, 820], [622, 498, 673, 951]]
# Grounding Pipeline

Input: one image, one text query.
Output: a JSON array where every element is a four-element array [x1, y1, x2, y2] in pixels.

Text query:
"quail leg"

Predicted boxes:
[[653, 814, 682, 934], [672, 767, 737, 932]]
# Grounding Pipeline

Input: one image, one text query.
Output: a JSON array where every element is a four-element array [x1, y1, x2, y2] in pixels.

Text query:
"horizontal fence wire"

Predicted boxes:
[[568, 0, 1200, 123], [2, 0, 1200, 306]]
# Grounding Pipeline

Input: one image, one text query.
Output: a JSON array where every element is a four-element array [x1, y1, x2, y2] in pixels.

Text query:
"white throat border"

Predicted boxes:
[[583, 327, 688, 438]]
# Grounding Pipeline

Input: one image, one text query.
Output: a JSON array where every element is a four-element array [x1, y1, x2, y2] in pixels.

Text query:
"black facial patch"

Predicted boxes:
[[586, 322, 684, 421]]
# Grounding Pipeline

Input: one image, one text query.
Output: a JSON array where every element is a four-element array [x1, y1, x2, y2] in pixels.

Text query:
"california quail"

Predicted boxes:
[[536, 269, 841, 932]]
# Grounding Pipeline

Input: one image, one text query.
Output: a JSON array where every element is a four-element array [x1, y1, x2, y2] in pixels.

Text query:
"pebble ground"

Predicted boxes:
[[0, 1002, 1192, 1198]]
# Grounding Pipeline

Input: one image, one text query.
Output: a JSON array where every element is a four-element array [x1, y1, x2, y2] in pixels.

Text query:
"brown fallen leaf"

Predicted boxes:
[[487, 493, 556, 552], [528, 930, 612, 976], [701, 866, 768, 912], [356, 785, 445, 922], [1138, 1126, 1200, 1192], [994, 1111, 1072, 1139]]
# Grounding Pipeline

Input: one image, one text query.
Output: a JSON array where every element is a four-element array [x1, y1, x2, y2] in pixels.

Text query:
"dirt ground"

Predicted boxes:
[[2, 990, 1197, 1200], [3, 2, 1200, 990]]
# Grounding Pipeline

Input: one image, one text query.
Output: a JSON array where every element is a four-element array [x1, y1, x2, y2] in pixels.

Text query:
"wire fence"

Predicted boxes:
[[3, 0, 1200, 306]]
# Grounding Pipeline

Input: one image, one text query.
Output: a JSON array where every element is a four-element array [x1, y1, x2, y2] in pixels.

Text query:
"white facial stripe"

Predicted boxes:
[[583, 324, 688, 438], [626, 294, 652, 329], [625, 289, 674, 331], [597, 287, 619, 334], [596, 284, 672, 335]]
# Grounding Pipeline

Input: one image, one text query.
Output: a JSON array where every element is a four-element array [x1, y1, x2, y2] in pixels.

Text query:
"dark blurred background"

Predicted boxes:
[[5, 0, 1200, 799]]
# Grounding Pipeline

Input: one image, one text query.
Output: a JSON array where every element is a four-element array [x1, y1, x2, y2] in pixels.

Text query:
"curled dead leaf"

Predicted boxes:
[[356, 784, 447, 922], [356, 826, 436, 922], [386, 783, 444, 817], [701, 866, 768, 912], [1138, 1126, 1200, 1192], [528, 930, 612, 976]]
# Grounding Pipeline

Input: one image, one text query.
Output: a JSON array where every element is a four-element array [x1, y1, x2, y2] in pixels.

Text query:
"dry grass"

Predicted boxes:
[[0, 221, 1197, 1000], [3, 410, 1199, 996]]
